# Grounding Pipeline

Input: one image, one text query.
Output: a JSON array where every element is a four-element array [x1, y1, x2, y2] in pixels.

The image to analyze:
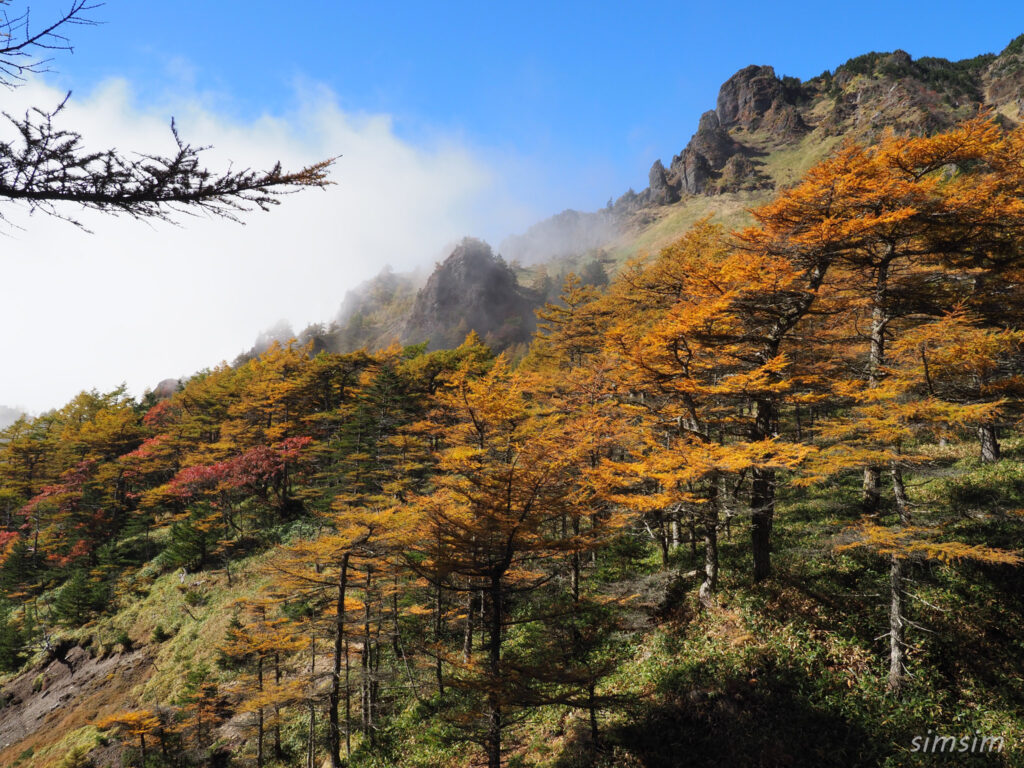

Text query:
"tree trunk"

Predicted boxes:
[[864, 259, 891, 512], [571, 540, 581, 604], [978, 423, 1000, 463], [371, 620, 381, 734], [463, 588, 474, 662], [274, 652, 282, 758], [887, 463, 912, 695], [751, 399, 775, 582], [749, 470, 772, 580], [362, 570, 373, 742], [657, 513, 669, 566], [392, 574, 401, 659], [328, 553, 349, 768], [699, 480, 719, 610], [344, 639, 351, 757], [863, 466, 882, 513], [887, 552, 906, 695], [308, 634, 316, 768], [486, 575, 503, 768], [435, 578, 445, 696], [588, 682, 599, 745], [257, 654, 265, 768]]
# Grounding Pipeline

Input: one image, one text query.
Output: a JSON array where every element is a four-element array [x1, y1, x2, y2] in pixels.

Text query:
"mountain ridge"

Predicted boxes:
[[253, 35, 1024, 364]]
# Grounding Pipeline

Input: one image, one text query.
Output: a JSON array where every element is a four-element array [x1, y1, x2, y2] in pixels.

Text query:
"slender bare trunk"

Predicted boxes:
[[863, 466, 882, 513], [328, 553, 349, 768], [435, 577, 445, 695], [864, 258, 891, 512], [274, 651, 282, 758], [257, 654, 265, 768], [888, 462, 911, 695], [751, 400, 775, 582], [657, 512, 669, 566], [362, 570, 373, 741], [308, 635, 316, 768], [588, 682, 599, 745], [486, 575, 503, 768], [392, 574, 401, 659], [699, 479, 719, 610], [571, 516, 582, 603], [344, 639, 351, 757]]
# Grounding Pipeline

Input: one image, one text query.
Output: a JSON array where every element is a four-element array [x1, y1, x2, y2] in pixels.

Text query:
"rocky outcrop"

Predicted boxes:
[[403, 238, 538, 350], [152, 378, 180, 399], [648, 159, 679, 205], [670, 146, 712, 195], [646, 110, 758, 198], [761, 97, 808, 140], [985, 38, 1024, 114], [616, 37, 1024, 210], [716, 65, 785, 130], [688, 111, 739, 166]]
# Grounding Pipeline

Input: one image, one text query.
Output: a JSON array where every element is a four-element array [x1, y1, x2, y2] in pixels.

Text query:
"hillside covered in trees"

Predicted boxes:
[[6, 45, 1024, 768]]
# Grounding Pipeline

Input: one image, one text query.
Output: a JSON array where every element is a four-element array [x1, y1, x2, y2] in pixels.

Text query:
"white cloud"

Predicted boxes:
[[0, 77, 539, 413]]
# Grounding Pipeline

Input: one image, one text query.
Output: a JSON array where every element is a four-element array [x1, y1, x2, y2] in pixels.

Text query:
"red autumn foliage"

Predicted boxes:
[[142, 399, 179, 428], [166, 437, 313, 500]]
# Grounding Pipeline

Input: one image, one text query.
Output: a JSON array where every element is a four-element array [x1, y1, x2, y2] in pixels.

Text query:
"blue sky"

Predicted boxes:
[[38, 0, 1024, 210], [4, 1, 1024, 412]]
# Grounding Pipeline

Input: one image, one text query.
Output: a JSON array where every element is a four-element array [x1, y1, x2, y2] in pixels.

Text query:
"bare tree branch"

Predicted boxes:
[[0, 99, 336, 228], [0, 1, 101, 87], [0, 3, 335, 225]]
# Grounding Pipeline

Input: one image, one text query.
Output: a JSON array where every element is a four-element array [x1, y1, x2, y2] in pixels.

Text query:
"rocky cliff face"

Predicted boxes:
[[244, 244, 539, 358], [403, 238, 538, 350], [495, 35, 1024, 276], [612, 35, 1024, 210], [715, 64, 801, 131]]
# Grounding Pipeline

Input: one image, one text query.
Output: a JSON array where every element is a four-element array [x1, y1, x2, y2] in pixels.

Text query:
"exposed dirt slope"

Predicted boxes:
[[0, 645, 152, 766]]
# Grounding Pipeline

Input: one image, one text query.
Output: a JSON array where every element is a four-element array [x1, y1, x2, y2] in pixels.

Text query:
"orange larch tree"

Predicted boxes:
[[405, 355, 628, 768]]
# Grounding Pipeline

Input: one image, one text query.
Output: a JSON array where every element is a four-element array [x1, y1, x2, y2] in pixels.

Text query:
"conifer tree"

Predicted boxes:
[[96, 710, 161, 768], [406, 356, 625, 768], [607, 221, 813, 590]]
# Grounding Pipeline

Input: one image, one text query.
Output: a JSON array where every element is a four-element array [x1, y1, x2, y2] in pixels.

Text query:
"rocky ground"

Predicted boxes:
[[0, 644, 152, 765]]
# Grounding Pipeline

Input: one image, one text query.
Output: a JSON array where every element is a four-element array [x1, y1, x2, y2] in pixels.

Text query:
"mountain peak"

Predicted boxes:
[[403, 238, 537, 351]]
